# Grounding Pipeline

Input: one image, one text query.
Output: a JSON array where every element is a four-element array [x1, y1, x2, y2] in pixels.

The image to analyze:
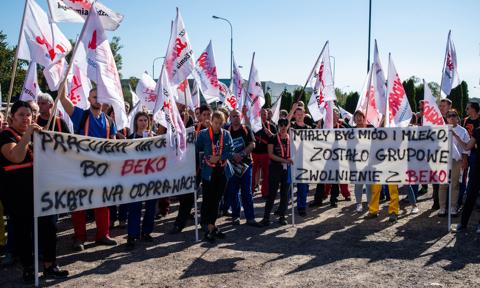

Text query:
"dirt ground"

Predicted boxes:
[[1, 186, 480, 288]]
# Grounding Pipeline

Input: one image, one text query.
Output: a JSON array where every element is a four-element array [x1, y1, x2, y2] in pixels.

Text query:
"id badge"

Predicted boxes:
[[282, 163, 287, 171]]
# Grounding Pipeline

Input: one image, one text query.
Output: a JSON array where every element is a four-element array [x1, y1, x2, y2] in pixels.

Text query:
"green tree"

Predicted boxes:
[[263, 92, 272, 108], [110, 36, 123, 77], [344, 92, 359, 114], [447, 81, 469, 117], [335, 87, 348, 107], [0, 31, 27, 104], [280, 88, 293, 111], [402, 78, 416, 114]]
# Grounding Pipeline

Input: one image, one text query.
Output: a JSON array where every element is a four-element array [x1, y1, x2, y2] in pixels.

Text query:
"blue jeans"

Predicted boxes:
[[405, 185, 417, 205], [127, 199, 157, 238], [297, 184, 309, 210], [225, 165, 255, 221], [459, 152, 477, 207]]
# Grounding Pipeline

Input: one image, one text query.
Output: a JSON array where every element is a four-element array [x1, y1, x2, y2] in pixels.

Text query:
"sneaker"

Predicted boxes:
[[126, 237, 136, 250], [438, 208, 447, 217], [95, 236, 117, 246], [388, 214, 398, 223], [203, 231, 215, 243], [452, 223, 466, 233], [232, 217, 241, 225], [43, 264, 69, 279], [278, 216, 288, 226], [411, 206, 419, 214], [169, 225, 183, 234], [308, 201, 322, 208], [431, 203, 440, 211], [246, 220, 263, 227], [23, 267, 35, 283], [259, 218, 270, 227], [364, 213, 378, 219], [356, 204, 363, 213], [213, 228, 226, 239], [142, 234, 153, 242], [72, 240, 85, 251]]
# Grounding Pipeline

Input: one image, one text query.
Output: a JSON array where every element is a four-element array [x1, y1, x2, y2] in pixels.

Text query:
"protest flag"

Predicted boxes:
[[19, 61, 41, 102], [386, 54, 413, 128], [153, 65, 187, 156], [231, 55, 245, 109], [271, 96, 282, 124], [356, 63, 383, 127], [440, 30, 459, 98], [373, 40, 387, 115], [136, 72, 158, 112], [79, 4, 128, 129], [47, 0, 124, 31], [66, 63, 91, 110], [307, 41, 336, 121], [193, 40, 221, 104], [422, 79, 445, 126], [246, 52, 266, 132], [165, 8, 196, 86]]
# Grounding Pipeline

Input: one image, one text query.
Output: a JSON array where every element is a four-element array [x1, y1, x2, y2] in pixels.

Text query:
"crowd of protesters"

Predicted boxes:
[[1, 89, 480, 283]]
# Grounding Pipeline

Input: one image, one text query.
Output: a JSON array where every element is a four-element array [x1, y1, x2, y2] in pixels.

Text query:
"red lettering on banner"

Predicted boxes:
[[405, 170, 448, 183], [423, 102, 444, 125], [388, 75, 404, 120], [121, 157, 167, 176], [197, 51, 219, 88], [68, 0, 91, 9], [88, 30, 97, 49]]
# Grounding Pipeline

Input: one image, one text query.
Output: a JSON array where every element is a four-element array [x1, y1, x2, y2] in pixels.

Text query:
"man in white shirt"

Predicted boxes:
[[439, 109, 470, 217]]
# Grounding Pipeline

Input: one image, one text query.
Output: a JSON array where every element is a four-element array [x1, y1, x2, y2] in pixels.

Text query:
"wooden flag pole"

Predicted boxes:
[[6, 0, 29, 114]]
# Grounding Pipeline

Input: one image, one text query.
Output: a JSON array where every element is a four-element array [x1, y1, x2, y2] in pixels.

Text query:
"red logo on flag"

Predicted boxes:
[[88, 30, 97, 49]]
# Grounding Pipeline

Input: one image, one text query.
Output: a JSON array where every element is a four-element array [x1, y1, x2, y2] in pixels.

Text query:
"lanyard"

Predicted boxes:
[[209, 127, 224, 157], [85, 114, 110, 138], [276, 133, 290, 159]]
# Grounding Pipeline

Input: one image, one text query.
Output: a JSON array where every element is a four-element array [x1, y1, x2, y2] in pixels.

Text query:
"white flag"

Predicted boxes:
[[43, 57, 68, 91], [373, 40, 387, 115], [338, 105, 353, 122], [193, 41, 220, 103], [20, 61, 41, 102], [386, 55, 412, 128], [231, 56, 245, 109], [219, 82, 231, 104], [153, 66, 187, 155], [307, 42, 336, 121], [18, 0, 72, 68], [440, 30, 459, 97], [323, 101, 334, 129], [271, 96, 282, 124], [191, 78, 200, 109], [356, 65, 383, 127], [80, 5, 128, 129], [176, 79, 195, 111], [246, 53, 265, 133], [67, 63, 91, 110], [165, 8, 195, 85], [423, 79, 445, 126], [128, 86, 141, 131], [47, 0, 123, 31], [135, 72, 158, 112]]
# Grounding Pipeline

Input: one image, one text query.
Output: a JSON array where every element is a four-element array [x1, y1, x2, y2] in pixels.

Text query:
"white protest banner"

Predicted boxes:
[[291, 126, 450, 184], [33, 128, 196, 217]]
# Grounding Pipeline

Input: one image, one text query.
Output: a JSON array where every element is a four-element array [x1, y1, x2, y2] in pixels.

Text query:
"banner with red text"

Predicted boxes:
[[33, 128, 196, 217], [291, 126, 450, 184]]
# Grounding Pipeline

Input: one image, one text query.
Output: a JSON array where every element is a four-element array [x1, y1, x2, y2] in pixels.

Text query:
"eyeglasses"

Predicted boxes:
[[447, 114, 458, 118]]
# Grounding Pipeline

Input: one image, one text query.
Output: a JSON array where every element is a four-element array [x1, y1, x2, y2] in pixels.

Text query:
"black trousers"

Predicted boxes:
[[461, 166, 480, 227], [174, 194, 195, 229], [201, 168, 227, 227], [264, 165, 290, 218], [314, 184, 339, 205]]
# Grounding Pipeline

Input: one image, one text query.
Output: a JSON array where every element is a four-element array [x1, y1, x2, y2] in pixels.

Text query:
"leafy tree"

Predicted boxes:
[[110, 36, 123, 77], [0, 31, 27, 105], [402, 78, 416, 114], [447, 81, 469, 117], [344, 92, 359, 114], [263, 92, 272, 108], [280, 88, 293, 111]]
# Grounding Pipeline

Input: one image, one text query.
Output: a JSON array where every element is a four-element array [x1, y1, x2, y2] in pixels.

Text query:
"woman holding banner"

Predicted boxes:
[[126, 112, 158, 249], [260, 118, 292, 226], [0, 101, 68, 282], [196, 111, 234, 243]]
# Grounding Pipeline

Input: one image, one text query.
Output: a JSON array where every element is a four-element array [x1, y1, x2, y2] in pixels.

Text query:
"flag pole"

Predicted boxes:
[[6, 0, 29, 114], [47, 4, 94, 129], [295, 41, 329, 103]]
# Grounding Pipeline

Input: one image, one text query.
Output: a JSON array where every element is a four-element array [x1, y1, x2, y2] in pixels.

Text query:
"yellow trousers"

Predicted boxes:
[[369, 184, 399, 215], [0, 201, 5, 246]]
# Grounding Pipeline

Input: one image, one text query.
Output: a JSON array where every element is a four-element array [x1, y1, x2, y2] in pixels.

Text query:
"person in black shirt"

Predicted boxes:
[[452, 127, 480, 233], [0, 101, 68, 282], [252, 108, 277, 198], [36, 93, 70, 133], [224, 110, 262, 227], [260, 118, 292, 226]]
